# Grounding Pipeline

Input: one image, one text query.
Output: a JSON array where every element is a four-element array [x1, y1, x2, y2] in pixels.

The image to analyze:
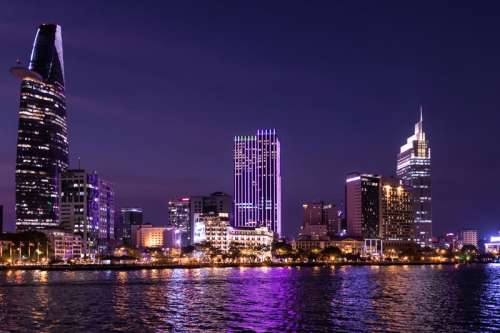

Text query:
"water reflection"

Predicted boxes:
[[0, 265, 497, 331]]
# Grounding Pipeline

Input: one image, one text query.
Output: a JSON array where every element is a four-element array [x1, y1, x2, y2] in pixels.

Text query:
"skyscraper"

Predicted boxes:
[[345, 173, 380, 239], [11, 24, 68, 231], [234, 129, 281, 236], [397, 108, 432, 246]]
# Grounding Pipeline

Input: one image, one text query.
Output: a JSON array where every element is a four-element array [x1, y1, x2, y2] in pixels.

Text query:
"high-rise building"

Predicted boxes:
[[98, 180, 115, 243], [11, 24, 69, 231], [461, 229, 478, 248], [60, 169, 114, 255], [397, 108, 432, 246], [168, 198, 191, 246], [345, 173, 380, 239], [0, 205, 3, 234], [300, 202, 337, 238], [118, 208, 144, 245], [379, 178, 413, 241], [168, 192, 233, 246], [234, 129, 281, 236]]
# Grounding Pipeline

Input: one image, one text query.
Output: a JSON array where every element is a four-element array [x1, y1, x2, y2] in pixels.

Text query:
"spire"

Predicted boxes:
[[419, 105, 423, 123]]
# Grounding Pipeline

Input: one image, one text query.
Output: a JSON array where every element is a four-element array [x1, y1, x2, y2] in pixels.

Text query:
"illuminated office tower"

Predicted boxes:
[[98, 180, 115, 243], [60, 170, 99, 255], [234, 129, 281, 236], [397, 108, 432, 246], [60, 169, 115, 255], [379, 178, 413, 241], [11, 24, 68, 230], [168, 198, 191, 246], [345, 173, 380, 239]]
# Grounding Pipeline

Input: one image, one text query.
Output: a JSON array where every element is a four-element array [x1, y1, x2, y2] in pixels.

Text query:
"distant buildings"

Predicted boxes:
[[397, 108, 432, 246], [379, 178, 413, 241], [12, 24, 69, 231], [460, 229, 478, 248], [484, 233, 500, 255], [60, 169, 115, 255], [234, 129, 282, 237], [300, 202, 338, 238], [132, 224, 167, 249], [345, 173, 381, 239], [292, 236, 363, 255], [168, 192, 232, 246], [118, 208, 144, 245]]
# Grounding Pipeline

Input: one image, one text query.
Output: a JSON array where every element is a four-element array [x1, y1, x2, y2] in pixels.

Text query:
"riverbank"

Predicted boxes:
[[0, 260, 492, 271]]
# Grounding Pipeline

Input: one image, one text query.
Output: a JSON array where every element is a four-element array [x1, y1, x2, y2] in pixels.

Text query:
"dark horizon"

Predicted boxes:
[[1, 1, 499, 238]]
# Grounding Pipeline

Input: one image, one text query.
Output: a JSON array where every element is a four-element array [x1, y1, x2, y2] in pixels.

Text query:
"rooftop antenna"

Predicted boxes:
[[77, 157, 81, 169]]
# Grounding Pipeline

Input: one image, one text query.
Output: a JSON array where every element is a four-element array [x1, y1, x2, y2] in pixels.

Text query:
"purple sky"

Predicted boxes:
[[1, 1, 499, 237]]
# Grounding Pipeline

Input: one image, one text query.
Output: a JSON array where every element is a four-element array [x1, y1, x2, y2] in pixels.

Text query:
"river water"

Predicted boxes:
[[0, 264, 498, 332]]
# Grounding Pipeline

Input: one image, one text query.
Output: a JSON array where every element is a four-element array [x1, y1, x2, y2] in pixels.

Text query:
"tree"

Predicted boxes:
[[320, 246, 342, 261]]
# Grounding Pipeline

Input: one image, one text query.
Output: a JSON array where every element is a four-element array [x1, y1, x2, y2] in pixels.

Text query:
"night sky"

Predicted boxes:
[[1, 1, 499, 237]]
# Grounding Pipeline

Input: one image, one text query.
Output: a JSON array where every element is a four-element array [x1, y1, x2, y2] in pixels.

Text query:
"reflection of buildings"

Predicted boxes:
[[168, 192, 232, 246], [460, 229, 478, 248], [300, 202, 338, 237], [234, 130, 281, 236], [346, 173, 380, 238], [397, 108, 432, 246], [12, 24, 69, 231]]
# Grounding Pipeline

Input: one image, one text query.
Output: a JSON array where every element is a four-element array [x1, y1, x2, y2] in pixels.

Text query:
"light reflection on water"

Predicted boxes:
[[0, 264, 498, 332]]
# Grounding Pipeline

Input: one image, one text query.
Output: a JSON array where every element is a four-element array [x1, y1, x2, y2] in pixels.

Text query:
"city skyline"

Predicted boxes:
[[0, 2, 499, 238]]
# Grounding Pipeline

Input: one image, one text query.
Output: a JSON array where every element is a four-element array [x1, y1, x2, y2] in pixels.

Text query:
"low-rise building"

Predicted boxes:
[[133, 224, 168, 249], [194, 213, 274, 252], [292, 235, 363, 255], [485, 234, 500, 255], [43, 229, 83, 261]]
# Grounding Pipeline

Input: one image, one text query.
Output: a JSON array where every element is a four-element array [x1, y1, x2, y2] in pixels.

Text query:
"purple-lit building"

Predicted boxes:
[[60, 169, 115, 256], [233, 129, 281, 237]]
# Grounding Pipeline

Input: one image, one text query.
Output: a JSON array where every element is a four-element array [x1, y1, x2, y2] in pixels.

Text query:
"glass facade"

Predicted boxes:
[[14, 24, 68, 230], [233, 129, 282, 237], [396, 109, 432, 246], [346, 173, 381, 239]]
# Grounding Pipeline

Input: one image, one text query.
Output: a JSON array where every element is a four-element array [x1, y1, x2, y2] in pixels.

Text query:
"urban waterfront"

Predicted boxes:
[[0, 264, 498, 332]]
